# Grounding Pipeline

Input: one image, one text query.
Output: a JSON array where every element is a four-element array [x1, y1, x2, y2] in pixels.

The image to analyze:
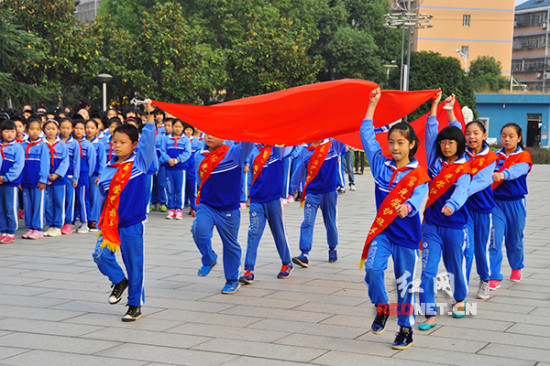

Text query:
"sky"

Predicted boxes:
[[515, 0, 528, 5]]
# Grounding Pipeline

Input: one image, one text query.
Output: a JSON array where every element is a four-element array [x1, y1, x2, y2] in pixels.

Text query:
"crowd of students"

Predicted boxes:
[[0, 92, 531, 349]]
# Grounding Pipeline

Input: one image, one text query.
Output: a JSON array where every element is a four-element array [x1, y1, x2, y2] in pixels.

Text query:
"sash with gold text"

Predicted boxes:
[[196, 144, 230, 205], [300, 141, 332, 207], [491, 151, 532, 190], [251, 145, 273, 186]]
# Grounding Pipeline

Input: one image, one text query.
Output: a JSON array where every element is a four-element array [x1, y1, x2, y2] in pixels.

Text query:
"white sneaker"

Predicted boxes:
[[175, 209, 183, 220], [77, 225, 89, 234], [43, 227, 55, 237], [350, 184, 356, 191], [477, 280, 490, 300], [49, 228, 62, 237]]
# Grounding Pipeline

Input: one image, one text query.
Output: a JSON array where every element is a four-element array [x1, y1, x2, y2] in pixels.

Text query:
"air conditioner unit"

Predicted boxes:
[[536, 72, 543, 78], [544, 72, 550, 79], [541, 23, 547, 28]]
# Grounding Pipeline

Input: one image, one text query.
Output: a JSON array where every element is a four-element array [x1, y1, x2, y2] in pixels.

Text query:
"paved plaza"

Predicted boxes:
[[0, 165, 549, 366]]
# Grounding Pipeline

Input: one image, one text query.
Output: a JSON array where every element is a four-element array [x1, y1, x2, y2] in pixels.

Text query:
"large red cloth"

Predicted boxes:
[[334, 101, 465, 169], [152, 79, 440, 146]]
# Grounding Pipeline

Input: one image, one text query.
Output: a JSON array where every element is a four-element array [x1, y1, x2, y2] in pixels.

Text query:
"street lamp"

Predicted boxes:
[[384, 1, 433, 91], [96, 73, 113, 112], [455, 49, 468, 72]]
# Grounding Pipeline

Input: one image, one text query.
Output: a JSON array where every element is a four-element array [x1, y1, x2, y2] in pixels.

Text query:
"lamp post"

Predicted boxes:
[[384, 1, 433, 91], [96, 73, 113, 112], [455, 49, 468, 72]]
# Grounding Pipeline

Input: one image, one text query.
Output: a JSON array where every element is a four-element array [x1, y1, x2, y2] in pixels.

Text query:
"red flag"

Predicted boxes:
[[152, 79, 440, 146]]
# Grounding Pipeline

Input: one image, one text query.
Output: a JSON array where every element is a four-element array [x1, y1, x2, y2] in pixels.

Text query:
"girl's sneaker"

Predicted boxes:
[[22, 229, 34, 239], [43, 228, 55, 237], [159, 204, 167, 212], [17, 210, 24, 219], [77, 225, 89, 234], [166, 209, 176, 220], [1, 235, 15, 244], [49, 228, 62, 237], [175, 209, 183, 220], [29, 230, 44, 240], [510, 269, 522, 282], [489, 280, 501, 290], [287, 194, 295, 203], [0, 234, 5, 242], [61, 224, 73, 235]]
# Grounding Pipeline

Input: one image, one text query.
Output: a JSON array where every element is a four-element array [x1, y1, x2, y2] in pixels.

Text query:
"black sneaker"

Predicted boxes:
[[88, 221, 98, 232], [371, 311, 390, 335], [109, 278, 128, 304], [122, 305, 142, 322], [392, 326, 414, 350]]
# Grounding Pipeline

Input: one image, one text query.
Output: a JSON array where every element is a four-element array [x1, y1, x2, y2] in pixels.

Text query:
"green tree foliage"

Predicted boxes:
[[0, 7, 50, 107], [389, 51, 477, 120], [315, 0, 400, 83], [469, 56, 509, 92]]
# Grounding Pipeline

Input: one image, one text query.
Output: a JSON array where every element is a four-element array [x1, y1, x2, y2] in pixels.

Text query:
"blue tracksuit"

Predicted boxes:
[[92, 122, 156, 307], [463, 146, 497, 283], [160, 134, 191, 210], [0, 140, 24, 234], [63, 137, 81, 226], [489, 147, 531, 281], [152, 130, 167, 205], [75, 138, 96, 224], [89, 136, 106, 224], [244, 146, 292, 271], [420, 115, 471, 317], [183, 136, 203, 210], [361, 119, 428, 328], [191, 142, 255, 282], [44, 138, 70, 229], [21, 139, 49, 231], [291, 139, 346, 256]]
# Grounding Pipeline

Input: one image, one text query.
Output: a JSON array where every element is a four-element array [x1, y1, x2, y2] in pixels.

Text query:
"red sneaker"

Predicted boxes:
[[61, 224, 73, 235], [489, 280, 501, 290], [510, 269, 522, 282]]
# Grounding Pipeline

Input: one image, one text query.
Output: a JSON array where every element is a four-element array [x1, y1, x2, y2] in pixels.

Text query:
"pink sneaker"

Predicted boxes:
[[489, 280, 501, 290], [240, 202, 247, 209], [29, 230, 44, 240], [166, 209, 176, 220], [510, 269, 522, 282], [1, 235, 15, 244], [17, 210, 24, 219], [22, 229, 34, 239], [0, 234, 6, 242], [175, 209, 183, 220], [61, 224, 73, 235], [287, 194, 295, 203]]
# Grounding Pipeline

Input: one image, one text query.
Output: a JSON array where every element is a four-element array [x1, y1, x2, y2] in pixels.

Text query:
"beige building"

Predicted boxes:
[[512, 0, 550, 92], [401, 0, 515, 75]]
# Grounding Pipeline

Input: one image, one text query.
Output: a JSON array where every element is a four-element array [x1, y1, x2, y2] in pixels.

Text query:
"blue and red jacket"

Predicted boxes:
[[160, 134, 191, 171], [0, 139, 25, 186], [493, 147, 531, 201], [21, 138, 49, 188], [249, 145, 285, 204], [44, 137, 69, 186]]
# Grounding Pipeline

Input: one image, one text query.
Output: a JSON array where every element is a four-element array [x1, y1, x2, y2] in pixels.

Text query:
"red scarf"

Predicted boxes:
[[360, 167, 430, 268], [25, 139, 42, 159], [491, 150, 532, 190], [98, 161, 134, 251], [77, 139, 84, 158], [252, 145, 273, 186], [424, 161, 471, 211], [301, 141, 332, 207], [196, 144, 230, 205], [107, 141, 113, 162], [45, 140, 59, 168]]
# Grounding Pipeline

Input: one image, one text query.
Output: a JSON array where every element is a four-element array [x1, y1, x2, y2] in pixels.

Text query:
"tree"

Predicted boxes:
[[389, 51, 477, 120], [0, 7, 51, 107], [469, 56, 509, 92]]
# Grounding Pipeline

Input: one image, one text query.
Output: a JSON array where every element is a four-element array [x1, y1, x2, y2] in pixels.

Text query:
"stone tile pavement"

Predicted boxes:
[[0, 166, 549, 366]]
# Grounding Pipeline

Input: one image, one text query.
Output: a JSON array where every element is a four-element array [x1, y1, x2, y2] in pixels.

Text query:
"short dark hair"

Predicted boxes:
[[86, 119, 99, 128], [73, 119, 86, 128], [59, 117, 73, 127], [108, 117, 122, 128], [435, 126, 466, 159], [501, 122, 523, 149], [1, 119, 16, 131], [114, 123, 139, 143], [388, 122, 419, 158], [26, 118, 42, 129]]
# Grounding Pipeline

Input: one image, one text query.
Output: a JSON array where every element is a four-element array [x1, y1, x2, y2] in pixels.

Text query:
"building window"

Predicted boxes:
[[463, 14, 471, 27]]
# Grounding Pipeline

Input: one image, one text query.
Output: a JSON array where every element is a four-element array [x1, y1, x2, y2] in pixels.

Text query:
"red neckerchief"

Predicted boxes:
[[25, 139, 43, 159], [252, 145, 273, 186], [0, 140, 14, 159], [196, 144, 230, 205], [45, 140, 60, 168], [467, 149, 497, 176], [77, 138, 84, 158]]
